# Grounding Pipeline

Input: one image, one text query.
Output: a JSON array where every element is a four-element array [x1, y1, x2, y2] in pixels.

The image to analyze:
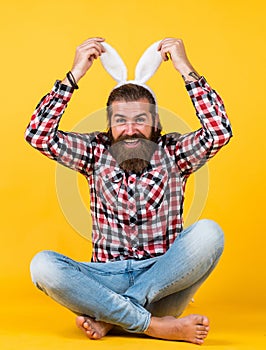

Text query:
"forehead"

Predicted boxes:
[[111, 99, 152, 117]]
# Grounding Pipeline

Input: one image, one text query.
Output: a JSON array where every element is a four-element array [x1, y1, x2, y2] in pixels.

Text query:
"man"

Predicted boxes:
[[25, 37, 232, 344]]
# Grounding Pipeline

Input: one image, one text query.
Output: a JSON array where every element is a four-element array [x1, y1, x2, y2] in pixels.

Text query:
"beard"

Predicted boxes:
[[110, 134, 157, 173]]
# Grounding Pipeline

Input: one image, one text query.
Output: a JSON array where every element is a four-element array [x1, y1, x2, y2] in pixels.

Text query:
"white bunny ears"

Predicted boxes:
[[100, 41, 163, 104]]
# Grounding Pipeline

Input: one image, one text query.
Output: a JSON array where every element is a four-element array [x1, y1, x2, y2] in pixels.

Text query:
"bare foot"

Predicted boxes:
[[144, 314, 210, 345], [76, 316, 113, 340]]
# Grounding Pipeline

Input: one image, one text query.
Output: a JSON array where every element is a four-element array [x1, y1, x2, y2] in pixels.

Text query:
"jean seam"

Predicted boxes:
[[148, 247, 222, 303]]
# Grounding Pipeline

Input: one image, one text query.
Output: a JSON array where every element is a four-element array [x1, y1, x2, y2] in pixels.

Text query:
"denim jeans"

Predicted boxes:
[[30, 219, 224, 333]]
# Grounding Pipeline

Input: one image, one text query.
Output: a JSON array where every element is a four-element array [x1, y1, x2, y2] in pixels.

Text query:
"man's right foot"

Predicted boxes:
[[76, 316, 113, 340], [144, 314, 210, 345]]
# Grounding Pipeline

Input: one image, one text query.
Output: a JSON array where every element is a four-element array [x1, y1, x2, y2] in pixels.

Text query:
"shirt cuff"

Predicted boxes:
[[185, 76, 212, 97], [51, 80, 75, 101]]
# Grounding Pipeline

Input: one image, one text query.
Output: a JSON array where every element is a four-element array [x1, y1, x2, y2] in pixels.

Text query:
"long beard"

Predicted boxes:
[[110, 135, 157, 173]]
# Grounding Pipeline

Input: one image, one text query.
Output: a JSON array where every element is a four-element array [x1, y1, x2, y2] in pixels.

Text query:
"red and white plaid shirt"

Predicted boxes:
[[25, 77, 232, 262]]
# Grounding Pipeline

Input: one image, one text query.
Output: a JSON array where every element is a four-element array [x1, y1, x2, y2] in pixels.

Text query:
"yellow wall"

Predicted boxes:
[[1, 0, 265, 309]]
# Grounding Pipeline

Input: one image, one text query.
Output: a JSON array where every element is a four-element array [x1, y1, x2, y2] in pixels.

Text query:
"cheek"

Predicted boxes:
[[111, 126, 124, 139], [141, 125, 153, 138]]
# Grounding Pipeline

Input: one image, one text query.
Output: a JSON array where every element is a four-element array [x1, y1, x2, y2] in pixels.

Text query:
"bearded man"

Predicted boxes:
[[25, 37, 232, 344]]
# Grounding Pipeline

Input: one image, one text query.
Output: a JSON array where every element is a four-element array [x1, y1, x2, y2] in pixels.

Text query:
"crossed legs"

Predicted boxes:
[[30, 219, 224, 344]]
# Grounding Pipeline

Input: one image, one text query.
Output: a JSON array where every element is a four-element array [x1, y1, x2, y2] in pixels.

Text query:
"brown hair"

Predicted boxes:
[[106, 83, 162, 142]]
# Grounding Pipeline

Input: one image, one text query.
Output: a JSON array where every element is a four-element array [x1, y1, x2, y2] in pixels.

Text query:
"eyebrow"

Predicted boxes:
[[113, 113, 148, 119]]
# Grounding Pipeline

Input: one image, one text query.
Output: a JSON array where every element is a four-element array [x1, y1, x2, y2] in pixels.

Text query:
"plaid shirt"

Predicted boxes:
[[25, 77, 232, 262]]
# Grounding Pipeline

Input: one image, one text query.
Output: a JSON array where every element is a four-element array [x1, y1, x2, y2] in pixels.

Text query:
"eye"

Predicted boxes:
[[135, 117, 146, 124], [114, 118, 126, 125]]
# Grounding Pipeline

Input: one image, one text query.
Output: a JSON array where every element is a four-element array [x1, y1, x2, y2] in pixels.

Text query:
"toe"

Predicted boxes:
[[195, 336, 204, 345], [202, 316, 210, 327], [196, 330, 208, 338], [83, 321, 91, 330], [76, 316, 86, 329], [195, 315, 210, 330]]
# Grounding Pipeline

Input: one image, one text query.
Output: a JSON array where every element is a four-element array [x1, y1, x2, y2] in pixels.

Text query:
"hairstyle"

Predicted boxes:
[[106, 83, 162, 142]]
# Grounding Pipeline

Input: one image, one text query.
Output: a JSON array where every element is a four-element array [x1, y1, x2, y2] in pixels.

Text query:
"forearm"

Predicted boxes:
[[175, 77, 232, 175], [25, 79, 98, 174], [186, 76, 232, 148], [158, 38, 201, 84], [25, 81, 74, 155], [175, 61, 201, 85], [167, 39, 232, 144]]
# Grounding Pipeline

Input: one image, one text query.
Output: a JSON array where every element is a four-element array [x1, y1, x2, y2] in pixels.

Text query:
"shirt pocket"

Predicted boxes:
[[94, 165, 124, 212], [137, 168, 169, 217]]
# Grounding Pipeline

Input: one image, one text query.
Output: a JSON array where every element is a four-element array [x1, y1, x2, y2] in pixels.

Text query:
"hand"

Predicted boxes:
[[70, 37, 106, 82], [158, 38, 198, 79]]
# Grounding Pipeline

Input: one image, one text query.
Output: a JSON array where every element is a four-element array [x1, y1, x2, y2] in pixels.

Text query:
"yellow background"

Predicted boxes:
[[1, 0, 265, 349]]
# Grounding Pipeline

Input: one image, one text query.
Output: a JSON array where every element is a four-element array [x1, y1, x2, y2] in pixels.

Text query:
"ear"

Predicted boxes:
[[135, 41, 163, 84], [100, 42, 127, 83]]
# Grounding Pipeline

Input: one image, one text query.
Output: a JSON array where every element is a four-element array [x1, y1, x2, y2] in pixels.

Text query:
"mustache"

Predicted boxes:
[[109, 133, 157, 173], [112, 134, 148, 144]]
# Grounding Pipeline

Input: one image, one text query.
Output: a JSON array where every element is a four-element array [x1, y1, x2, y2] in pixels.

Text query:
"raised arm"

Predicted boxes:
[[25, 37, 106, 174], [158, 38, 233, 175], [61, 37, 106, 87], [158, 38, 201, 84]]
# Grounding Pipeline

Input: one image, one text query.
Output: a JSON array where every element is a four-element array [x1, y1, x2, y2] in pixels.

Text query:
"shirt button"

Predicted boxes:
[[132, 242, 138, 248], [129, 204, 134, 210]]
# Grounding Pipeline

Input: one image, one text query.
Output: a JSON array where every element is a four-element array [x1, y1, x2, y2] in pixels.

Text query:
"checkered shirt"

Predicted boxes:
[[25, 77, 232, 262]]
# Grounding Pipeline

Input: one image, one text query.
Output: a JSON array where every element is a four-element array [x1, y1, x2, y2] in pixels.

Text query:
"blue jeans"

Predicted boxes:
[[30, 219, 224, 333]]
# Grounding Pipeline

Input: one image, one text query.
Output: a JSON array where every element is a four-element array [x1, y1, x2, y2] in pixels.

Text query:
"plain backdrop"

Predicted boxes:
[[1, 0, 265, 314]]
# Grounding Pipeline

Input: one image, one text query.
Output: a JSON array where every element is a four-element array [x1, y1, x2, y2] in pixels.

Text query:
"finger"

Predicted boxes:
[[88, 43, 106, 56], [159, 38, 182, 53], [82, 37, 105, 44], [79, 43, 105, 60], [160, 47, 171, 61], [161, 51, 168, 61], [157, 38, 170, 51], [158, 40, 175, 60], [87, 48, 101, 60], [157, 40, 163, 51], [80, 40, 106, 54], [79, 38, 106, 55], [94, 37, 105, 41], [158, 37, 177, 50], [91, 41, 106, 54]]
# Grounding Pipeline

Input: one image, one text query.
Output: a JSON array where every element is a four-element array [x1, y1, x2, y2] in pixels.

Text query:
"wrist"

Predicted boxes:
[[181, 71, 201, 85], [61, 71, 80, 89], [61, 77, 72, 87], [176, 63, 200, 84], [70, 68, 83, 83]]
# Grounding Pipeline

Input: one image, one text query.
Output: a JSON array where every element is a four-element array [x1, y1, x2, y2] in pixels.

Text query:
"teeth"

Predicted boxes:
[[124, 139, 138, 143]]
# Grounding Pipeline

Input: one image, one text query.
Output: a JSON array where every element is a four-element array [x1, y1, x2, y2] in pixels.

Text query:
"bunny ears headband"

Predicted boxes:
[[100, 41, 163, 106]]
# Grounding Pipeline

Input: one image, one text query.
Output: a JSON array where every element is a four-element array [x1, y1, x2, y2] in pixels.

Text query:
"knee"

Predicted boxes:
[[30, 250, 60, 290], [196, 219, 224, 252]]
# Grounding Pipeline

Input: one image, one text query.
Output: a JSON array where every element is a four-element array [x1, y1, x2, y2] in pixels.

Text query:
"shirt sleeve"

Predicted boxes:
[[25, 81, 96, 175], [174, 76, 233, 176]]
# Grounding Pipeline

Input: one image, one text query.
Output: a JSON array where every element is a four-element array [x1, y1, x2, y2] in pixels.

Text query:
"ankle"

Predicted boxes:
[[145, 316, 174, 335]]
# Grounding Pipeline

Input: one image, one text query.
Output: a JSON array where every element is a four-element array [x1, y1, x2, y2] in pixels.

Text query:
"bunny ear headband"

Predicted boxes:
[[100, 41, 162, 109]]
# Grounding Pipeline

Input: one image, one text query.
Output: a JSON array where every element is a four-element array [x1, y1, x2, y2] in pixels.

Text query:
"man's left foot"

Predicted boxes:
[[76, 316, 113, 340], [144, 314, 210, 344]]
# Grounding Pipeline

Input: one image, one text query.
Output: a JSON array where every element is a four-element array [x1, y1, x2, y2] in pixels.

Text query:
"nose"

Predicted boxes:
[[124, 121, 137, 136]]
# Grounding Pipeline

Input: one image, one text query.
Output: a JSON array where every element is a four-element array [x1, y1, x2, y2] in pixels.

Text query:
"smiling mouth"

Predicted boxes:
[[123, 139, 141, 147]]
